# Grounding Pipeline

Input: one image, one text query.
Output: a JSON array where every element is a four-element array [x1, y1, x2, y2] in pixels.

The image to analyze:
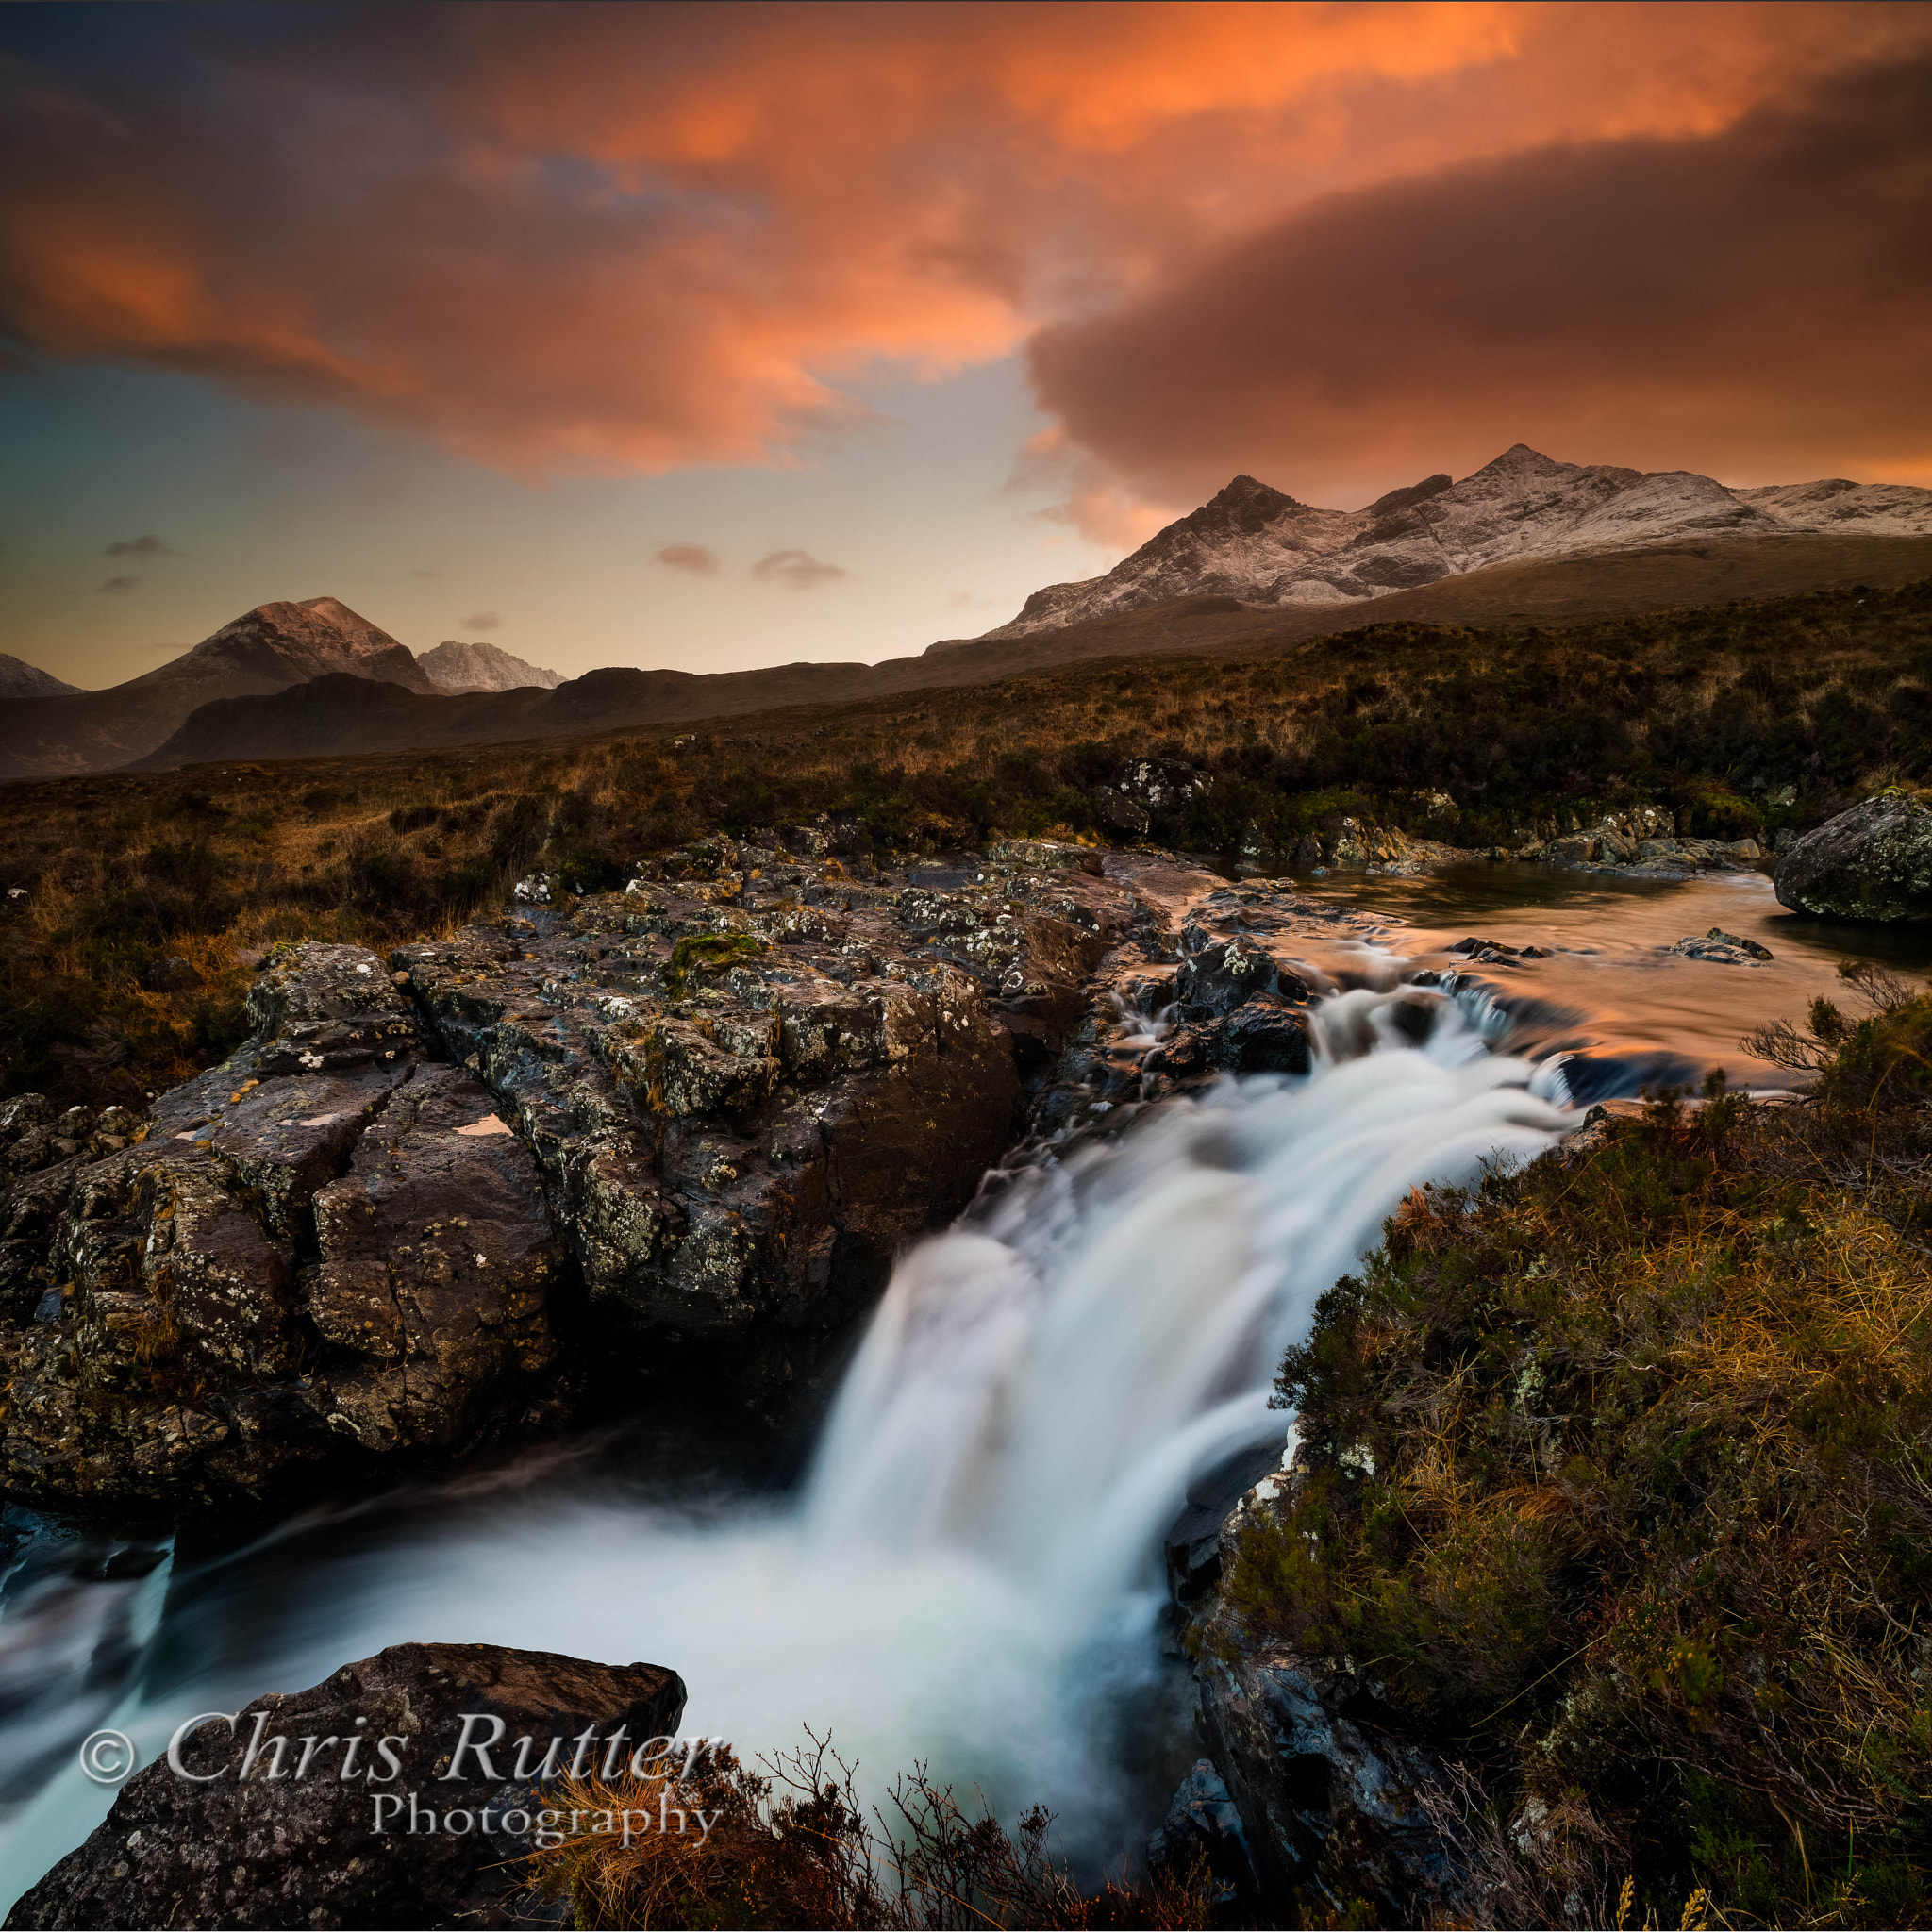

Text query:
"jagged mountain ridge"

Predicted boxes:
[[976, 444, 1932, 641], [418, 639, 563, 692]]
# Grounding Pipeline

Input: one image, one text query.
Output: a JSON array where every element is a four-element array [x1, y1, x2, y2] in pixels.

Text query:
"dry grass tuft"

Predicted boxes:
[[508, 1733, 1216, 1930]]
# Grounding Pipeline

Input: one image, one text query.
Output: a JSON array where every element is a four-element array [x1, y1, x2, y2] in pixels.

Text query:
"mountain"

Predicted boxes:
[[127, 528, 1932, 773], [0, 596, 436, 780], [973, 445, 1932, 641], [418, 640, 563, 692], [0, 654, 82, 700]]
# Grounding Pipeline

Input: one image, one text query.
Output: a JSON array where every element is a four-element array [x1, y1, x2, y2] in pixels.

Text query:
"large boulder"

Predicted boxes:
[[1774, 794, 1932, 922], [0, 944, 565, 1508], [6, 1641, 685, 1931]]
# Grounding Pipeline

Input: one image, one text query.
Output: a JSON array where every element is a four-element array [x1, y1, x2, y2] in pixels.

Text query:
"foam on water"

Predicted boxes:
[[0, 992, 1571, 1907]]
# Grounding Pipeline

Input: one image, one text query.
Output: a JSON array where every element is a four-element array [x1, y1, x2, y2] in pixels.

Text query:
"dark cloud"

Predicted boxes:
[[653, 542, 720, 576], [104, 534, 172, 557], [751, 549, 849, 591], [100, 575, 140, 592], [460, 610, 502, 630], [1029, 57, 1932, 504]]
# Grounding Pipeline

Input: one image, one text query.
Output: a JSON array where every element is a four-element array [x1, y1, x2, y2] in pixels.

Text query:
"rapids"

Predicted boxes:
[[0, 866, 1920, 1908]]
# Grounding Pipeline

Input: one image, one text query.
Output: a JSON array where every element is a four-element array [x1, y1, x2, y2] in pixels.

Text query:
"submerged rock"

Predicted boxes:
[[6, 1641, 685, 1931], [1664, 932, 1768, 965], [1775, 793, 1932, 923]]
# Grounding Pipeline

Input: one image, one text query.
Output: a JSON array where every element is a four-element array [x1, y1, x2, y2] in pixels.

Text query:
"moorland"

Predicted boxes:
[[5, 575, 1930, 1113]]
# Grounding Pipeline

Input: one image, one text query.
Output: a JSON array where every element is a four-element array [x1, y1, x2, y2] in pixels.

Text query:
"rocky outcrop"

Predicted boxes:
[[1147, 1757, 1259, 1903], [1155, 1444, 1472, 1923], [6, 1641, 685, 1931], [1774, 793, 1932, 922], [0, 944, 564, 1508], [391, 836, 1146, 1412], [0, 836, 1186, 1503]]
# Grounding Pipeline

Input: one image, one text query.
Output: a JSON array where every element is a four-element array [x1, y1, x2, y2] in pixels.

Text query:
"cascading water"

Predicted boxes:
[[0, 983, 1573, 1909]]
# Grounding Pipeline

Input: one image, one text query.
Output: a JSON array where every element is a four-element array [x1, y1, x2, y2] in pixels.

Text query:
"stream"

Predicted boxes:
[[1, 864, 1925, 1912]]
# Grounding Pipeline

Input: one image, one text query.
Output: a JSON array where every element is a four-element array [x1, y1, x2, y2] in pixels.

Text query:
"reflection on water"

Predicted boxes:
[[1284, 865, 1932, 1093]]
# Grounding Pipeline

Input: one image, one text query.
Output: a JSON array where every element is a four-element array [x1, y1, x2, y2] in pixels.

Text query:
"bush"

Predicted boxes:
[[1221, 1011, 1932, 1924], [512, 1734, 1213, 1930]]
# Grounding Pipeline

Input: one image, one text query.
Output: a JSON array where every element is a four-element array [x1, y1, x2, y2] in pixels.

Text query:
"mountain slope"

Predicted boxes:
[[0, 596, 435, 780], [974, 444, 1932, 641], [0, 654, 82, 700], [418, 640, 563, 691]]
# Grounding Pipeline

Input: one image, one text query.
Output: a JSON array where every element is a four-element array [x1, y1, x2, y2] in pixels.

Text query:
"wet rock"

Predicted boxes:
[[1665, 934, 1765, 965], [7, 1641, 685, 1932], [1704, 925, 1772, 959], [1164, 1439, 1287, 1603], [1194, 1641, 1470, 1923], [1775, 793, 1932, 923], [1148, 1757, 1259, 1905], [1177, 935, 1308, 1016], [1217, 998, 1312, 1076]]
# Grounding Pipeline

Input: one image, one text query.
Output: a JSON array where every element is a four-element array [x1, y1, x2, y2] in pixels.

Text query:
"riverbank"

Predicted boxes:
[[1, 845, 1926, 1928]]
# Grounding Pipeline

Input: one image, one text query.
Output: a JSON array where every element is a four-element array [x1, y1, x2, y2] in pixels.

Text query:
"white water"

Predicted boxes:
[[0, 991, 1572, 1907]]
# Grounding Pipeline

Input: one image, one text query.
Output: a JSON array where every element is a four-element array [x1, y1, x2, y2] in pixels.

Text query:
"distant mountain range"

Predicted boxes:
[[970, 444, 1932, 641], [6, 447, 1932, 781], [0, 600, 562, 780]]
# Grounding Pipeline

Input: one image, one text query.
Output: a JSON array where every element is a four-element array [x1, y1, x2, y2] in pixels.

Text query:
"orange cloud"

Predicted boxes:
[[2, 1, 1927, 501], [1028, 52, 1932, 504]]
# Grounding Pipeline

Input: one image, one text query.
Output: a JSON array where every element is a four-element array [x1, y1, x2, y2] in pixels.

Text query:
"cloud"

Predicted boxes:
[[100, 575, 140, 591], [751, 548, 849, 591], [104, 533, 173, 557], [2, 3, 1925, 488], [654, 541, 720, 575], [460, 610, 503, 630], [1029, 55, 1932, 505], [945, 590, 1001, 610]]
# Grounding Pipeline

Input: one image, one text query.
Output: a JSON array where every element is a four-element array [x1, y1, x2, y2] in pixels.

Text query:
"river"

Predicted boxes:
[[1, 863, 1924, 1912]]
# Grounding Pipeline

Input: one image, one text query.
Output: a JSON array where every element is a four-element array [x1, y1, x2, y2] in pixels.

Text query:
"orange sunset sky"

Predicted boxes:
[[2, 0, 1929, 685]]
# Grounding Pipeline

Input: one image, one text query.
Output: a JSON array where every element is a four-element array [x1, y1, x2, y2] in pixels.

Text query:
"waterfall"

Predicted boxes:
[[0, 989, 1572, 1907]]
